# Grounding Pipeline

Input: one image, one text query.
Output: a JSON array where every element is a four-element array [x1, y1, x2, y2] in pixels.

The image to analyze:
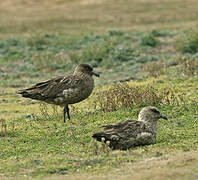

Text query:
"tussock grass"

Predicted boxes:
[[95, 83, 186, 112], [139, 33, 160, 47]]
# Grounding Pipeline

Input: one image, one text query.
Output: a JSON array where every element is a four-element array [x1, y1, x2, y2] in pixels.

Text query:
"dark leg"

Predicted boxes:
[[66, 105, 70, 120], [63, 105, 70, 123]]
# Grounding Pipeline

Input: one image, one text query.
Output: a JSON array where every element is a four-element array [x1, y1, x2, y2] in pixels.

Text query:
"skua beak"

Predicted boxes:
[[92, 70, 100, 77], [160, 114, 168, 120]]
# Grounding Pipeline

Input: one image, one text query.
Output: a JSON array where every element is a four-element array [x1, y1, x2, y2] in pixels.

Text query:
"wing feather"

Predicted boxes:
[[93, 119, 150, 143], [102, 119, 146, 138], [18, 74, 83, 100]]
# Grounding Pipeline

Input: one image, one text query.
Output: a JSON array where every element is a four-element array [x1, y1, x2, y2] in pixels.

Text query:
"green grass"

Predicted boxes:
[[0, 29, 198, 179], [1, 0, 198, 179], [0, 76, 198, 178], [1, 104, 198, 177], [175, 30, 198, 54], [0, 30, 177, 87]]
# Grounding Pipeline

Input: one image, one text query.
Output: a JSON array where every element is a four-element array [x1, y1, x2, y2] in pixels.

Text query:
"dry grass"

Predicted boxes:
[[174, 57, 198, 76], [143, 57, 198, 78], [143, 61, 168, 78], [1, 0, 198, 37], [95, 83, 185, 112]]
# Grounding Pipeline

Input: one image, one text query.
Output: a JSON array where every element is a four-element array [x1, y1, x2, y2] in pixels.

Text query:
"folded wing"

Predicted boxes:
[[18, 75, 83, 102], [92, 119, 152, 149]]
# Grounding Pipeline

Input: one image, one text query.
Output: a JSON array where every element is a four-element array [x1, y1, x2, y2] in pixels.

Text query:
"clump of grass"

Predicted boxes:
[[95, 83, 185, 112], [91, 139, 112, 156], [150, 30, 176, 37], [173, 57, 198, 76], [135, 55, 158, 64], [139, 33, 160, 47], [36, 103, 83, 122], [151, 30, 164, 37], [38, 103, 62, 121], [175, 30, 198, 54], [142, 56, 198, 78], [0, 119, 7, 137], [107, 29, 124, 36], [108, 46, 135, 63], [143, 60, 168, 78]]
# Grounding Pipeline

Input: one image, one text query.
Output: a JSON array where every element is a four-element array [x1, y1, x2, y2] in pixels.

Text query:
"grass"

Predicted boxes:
[[0, 29, 181, 87], [1, 0, 198, 37], [175, 30, 198, 54], [0, 76, 198, 179], [1, 0, 198, 179]]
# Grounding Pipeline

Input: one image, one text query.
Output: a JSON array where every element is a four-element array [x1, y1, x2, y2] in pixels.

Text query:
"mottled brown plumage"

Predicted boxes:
[[18, 64, 100, 122], [92, 106, 167, 150]]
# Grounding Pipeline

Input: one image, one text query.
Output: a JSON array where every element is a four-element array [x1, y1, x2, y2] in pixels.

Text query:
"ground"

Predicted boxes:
[[0, 0, 198, 179], [2, 151, 198, 180]]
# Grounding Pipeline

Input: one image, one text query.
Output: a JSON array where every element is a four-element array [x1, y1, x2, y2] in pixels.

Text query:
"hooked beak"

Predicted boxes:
[[92, 70, 100, 77], [160, 114, 168, 120]]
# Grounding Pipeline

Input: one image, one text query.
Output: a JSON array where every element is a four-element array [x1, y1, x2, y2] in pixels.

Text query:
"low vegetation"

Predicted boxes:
[[0, 76, 197, 178], [0, 0, 198, 179], [0, 29, 198, 179], [0, 33, 198, 178], [95, 83, 185, 112], [175, 30, 198, 54]]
